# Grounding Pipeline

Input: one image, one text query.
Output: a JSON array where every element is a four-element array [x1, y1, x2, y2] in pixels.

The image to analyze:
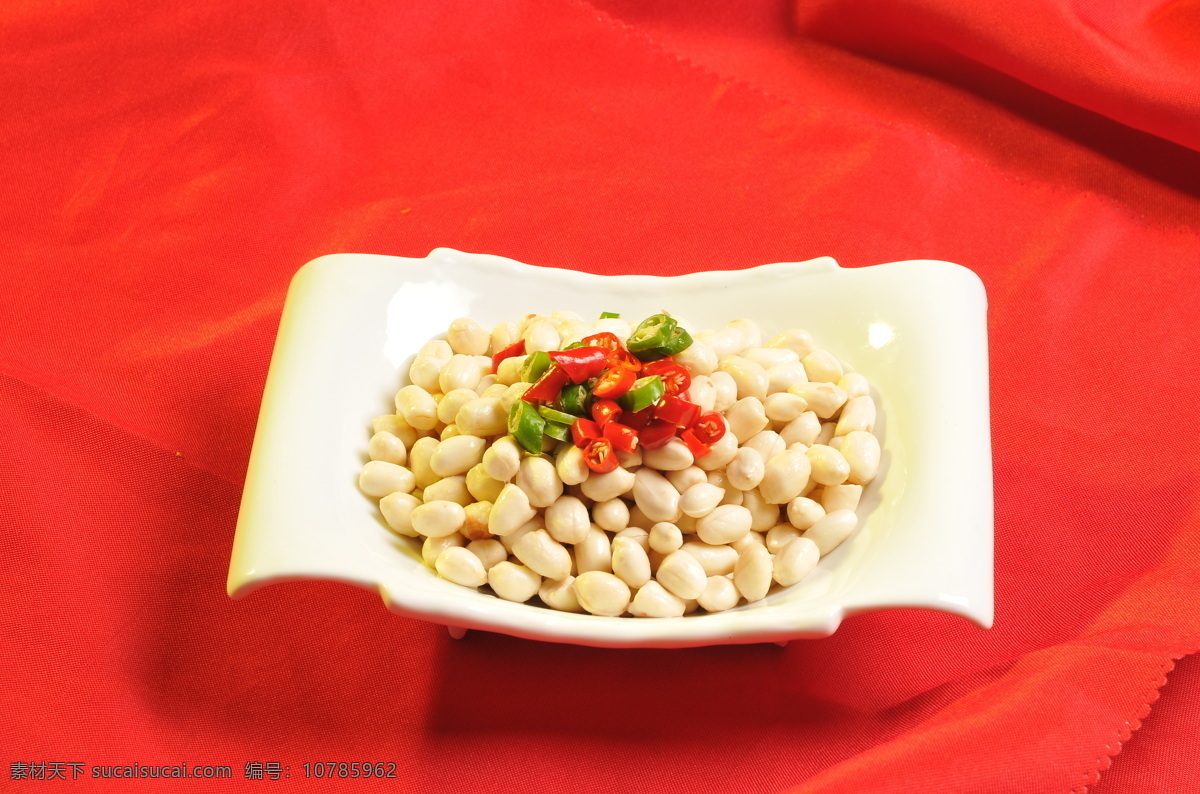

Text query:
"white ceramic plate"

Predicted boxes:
[[227, 249, 992, 647]]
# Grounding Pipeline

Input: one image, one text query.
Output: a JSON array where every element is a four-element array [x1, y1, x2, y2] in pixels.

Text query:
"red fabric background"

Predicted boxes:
[[2, 0, 1199, 791]]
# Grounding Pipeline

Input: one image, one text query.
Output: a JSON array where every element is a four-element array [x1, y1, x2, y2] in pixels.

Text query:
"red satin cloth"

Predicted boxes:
[[3, 1, 1199, 791]]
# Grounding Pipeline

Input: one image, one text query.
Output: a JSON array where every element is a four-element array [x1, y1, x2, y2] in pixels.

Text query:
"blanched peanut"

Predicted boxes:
[[743, 430, 785, 462], [590, 317, 632, 343], [512, 529, 571, 580], [456, 397, 507, 437], [697, 575, 740, 613], [616, 448, 642, 469], [545, 495, 591, 544], [730, 529, 765, 553], [838, 372, 870, 400], [422, 533, 464, 567], [726, 397, 768, 444], [726, 447, 765, 491], [801, 350, 843, 384], [764, 393, 807, 425], [593, 498, 630, 533], [489, 483, 537, 535], [555, 444, 590, 486], [515, 456, 563, 509], [836, 396, 876, 436], [430, 434, 486, 477], [407, 356, 443, 392], [681, 541, 738, 576], [490, 320, 520, 354], [438, 354, 485, 393], [580, 466, 635, 502], [759, 448, 812, 504], [611, 537, 652, 588], [435, 546, 488, 587], [614, 526, 649, 551], [728, 319, 763, 350], [479, 381, 505, 398], [667, 466, 707, 494], [766, 523, 802, 554], [437, 389, 477, 426], [368, 431, 408, 465], [675, 513, 697, 534], [575, 525, 613, 574], [707, 470, 744, 506], [774, 537, 820, 586], [446, 317, 489, 355], [745, 347, 799, 369], [674, 339, 717, 376], [686, 375, 716, 413], [788, 382, 847, 420], [694, 429, 738, 471], [439, 424, 461, 441], [679, 481, 724, 518], [467, 538, 506, 570], [821, 484, 863, 513], [815, 422, 836, 447], [806, 443, 851, 486], [466, 465, 504, 503], [656, 550, 707, 600], [767, 328, 817, 358], [410, 500, 466, 538], [699, 326, 747, 359], [766, 362, 808, 395], [557, 319, 590, 347], [633, 468, 682, 523], [629, 581, 686, 617], [480, 435, 520, 482], [499, 519, 539, 552], [422, 476, 471, 506], [641, 438, 694, 471], [695, 504, 752, 546], [710, 371, 738, 412], [539, 575, 584, 612], [649, 522, 683, 554], [488, 561, 542, 603], [418, 339, 453, 359], [741, 488, 781, 531], [786, 496, 826, 530], [734, 544, 772, 601], [803, 509, 858, 555], [573, 571, 631, 616], [523, 319, 560, 353], [461, 500, 493, 541], [359, 461, 415, 497], [379, 491, 421, 537], [780, 411, 821, 446], [718, 356, 769, 401], [841, 430, 881, 484], [372, 414, 420, 449], [395, 385, 438, 430], [495, 356, 526, 386]]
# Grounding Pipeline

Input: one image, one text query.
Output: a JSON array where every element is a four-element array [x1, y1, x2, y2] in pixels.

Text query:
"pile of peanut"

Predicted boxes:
[[360, 313, 880, 617]]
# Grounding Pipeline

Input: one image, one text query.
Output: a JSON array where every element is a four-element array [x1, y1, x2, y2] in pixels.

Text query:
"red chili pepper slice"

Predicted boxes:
[[643, 360, 691, 396], [655, 395, 701, 428], [547, 346, 609, 383], [621, 405, 655, 429], [490, 340, 526, 373], [570, 417, 602, 448], [590, 398, 623, 427], [691, 411, 727, 445], [592, 366, 636, 398], [638, 420, 676, 450], [580, 332, 622, 352], [602, 421, 639, 453], [523, 366, 571, 402], [680, 428, 712, 458], [605, 346, 643, 372], [582, 437, 618, 473]]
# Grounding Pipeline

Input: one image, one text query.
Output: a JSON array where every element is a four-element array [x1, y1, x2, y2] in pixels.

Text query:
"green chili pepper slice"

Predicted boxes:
[[618, 375, 665, 412], [543, 421, 571, 442], [558, 383, 591, 416], [632, 326, 694, 361], [599, 311, 620, 319], [519, 350, 553, 383], [538, 406, 579, 426], [508, 400, 546, 454], [626, 313, 678, 353]]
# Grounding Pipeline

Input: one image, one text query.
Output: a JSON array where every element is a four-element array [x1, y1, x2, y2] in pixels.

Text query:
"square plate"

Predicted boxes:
[[228, 249, 992, 647]]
